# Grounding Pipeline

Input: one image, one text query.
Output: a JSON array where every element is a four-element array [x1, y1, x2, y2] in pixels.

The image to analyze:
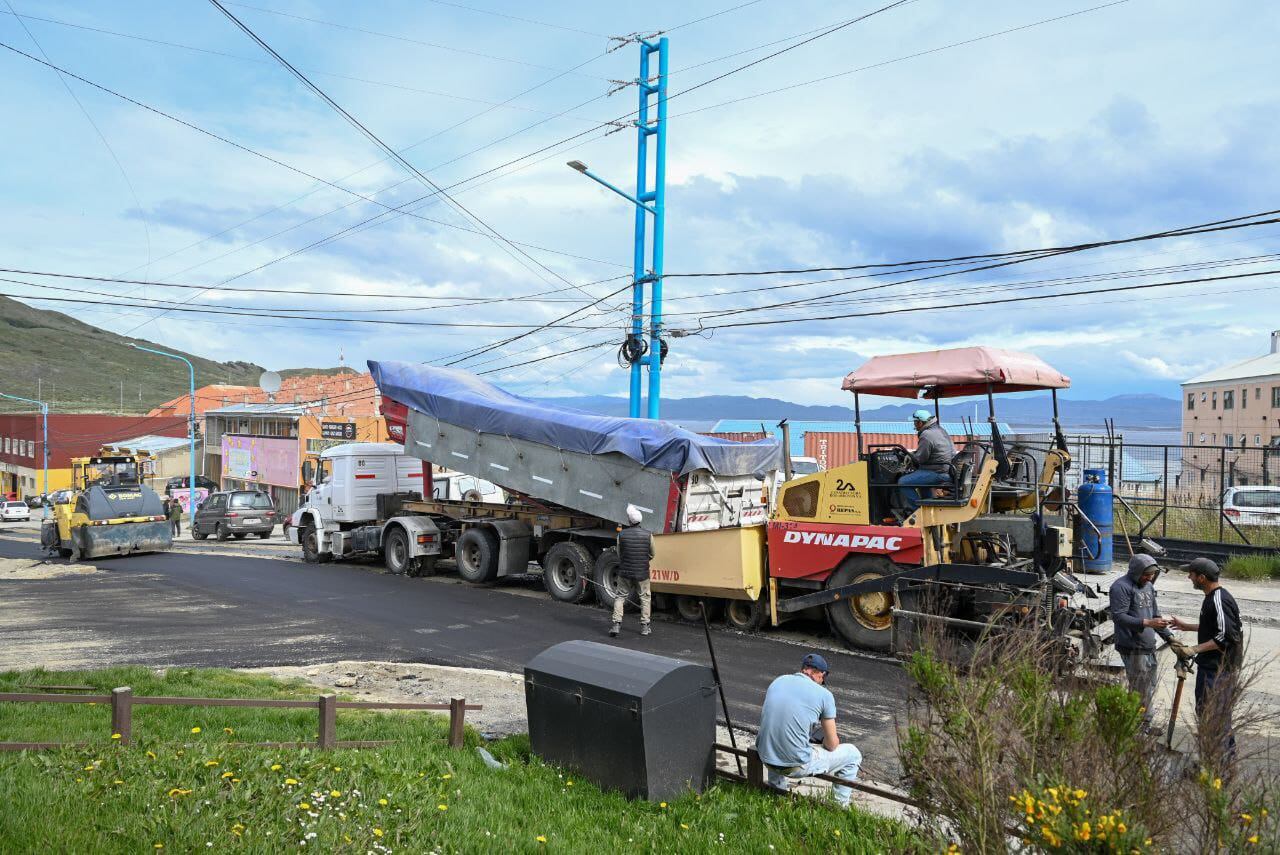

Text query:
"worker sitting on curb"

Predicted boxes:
[[610, 504, 653, 638], [898, 409, 955, 514], [757, 653, 862, 808], [1110, 554, 1191, 731]]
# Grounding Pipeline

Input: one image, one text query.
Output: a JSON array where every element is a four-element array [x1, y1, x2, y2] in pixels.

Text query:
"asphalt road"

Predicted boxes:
[[0, 536, 911, 775]]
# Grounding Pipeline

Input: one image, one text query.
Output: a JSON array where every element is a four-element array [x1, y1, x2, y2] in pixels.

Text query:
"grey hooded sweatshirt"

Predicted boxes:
[[910, 418, 955, 474], [1109, 560, 1174, 653]]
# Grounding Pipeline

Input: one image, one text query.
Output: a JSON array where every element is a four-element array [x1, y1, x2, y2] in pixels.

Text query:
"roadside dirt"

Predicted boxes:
[[0, 555, 99, 580]]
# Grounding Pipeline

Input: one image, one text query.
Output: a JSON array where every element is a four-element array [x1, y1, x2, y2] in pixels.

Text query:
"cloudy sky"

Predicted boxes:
[[1, 0, 1276, 408]]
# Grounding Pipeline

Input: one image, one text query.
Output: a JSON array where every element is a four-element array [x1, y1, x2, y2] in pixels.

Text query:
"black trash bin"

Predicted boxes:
[[524, 640, 716, 802]]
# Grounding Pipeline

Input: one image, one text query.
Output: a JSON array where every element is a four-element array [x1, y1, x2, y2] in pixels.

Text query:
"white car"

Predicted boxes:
[[1222, 486, 1280, 527], [2, 500, 31, 522]]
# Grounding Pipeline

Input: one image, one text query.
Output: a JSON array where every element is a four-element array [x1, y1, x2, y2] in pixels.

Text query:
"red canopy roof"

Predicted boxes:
[[841, 346, 1071, 399]]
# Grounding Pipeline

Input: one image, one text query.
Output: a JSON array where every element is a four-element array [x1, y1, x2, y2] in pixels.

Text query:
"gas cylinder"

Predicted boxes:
[[1077, 468, 1113, 572]]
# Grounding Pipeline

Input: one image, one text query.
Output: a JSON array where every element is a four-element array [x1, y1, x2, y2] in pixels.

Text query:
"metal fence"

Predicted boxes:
[[1011, 435, 1280, 550]]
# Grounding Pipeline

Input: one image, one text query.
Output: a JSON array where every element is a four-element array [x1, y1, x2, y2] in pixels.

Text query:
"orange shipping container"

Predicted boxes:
[[802, 431, 960, 470]]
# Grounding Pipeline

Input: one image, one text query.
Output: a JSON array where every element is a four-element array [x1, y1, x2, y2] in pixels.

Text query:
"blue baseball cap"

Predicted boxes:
[[912, 409, 932, 422], [801, 653, 829, 674]]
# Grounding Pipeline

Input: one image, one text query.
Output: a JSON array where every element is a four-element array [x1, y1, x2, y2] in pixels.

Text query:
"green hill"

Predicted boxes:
[[0, 296, 265, 413]]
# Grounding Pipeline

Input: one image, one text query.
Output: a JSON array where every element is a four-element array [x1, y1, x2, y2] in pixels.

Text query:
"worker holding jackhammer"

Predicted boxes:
[[1109, 554, 1191, 730]]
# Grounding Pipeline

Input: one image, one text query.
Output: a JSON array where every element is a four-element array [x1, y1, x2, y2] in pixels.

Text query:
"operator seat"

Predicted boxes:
[[917, 442, 984, 508]]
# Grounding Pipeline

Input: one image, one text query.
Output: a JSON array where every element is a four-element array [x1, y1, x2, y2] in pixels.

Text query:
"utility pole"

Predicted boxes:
[[566, 37, 669, 418], [130, 344, 196, 533]]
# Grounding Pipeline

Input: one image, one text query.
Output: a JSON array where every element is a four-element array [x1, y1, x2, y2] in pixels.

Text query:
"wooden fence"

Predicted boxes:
[[0, 686, 481, 751]]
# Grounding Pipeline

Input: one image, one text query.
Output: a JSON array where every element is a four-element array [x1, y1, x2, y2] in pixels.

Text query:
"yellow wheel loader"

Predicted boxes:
[[41, 455, 172, 561]]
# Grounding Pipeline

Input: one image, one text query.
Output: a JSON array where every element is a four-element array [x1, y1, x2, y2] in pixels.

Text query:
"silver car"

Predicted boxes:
[[1223, 486, 1280, 526], [2, 500, 31, 522]]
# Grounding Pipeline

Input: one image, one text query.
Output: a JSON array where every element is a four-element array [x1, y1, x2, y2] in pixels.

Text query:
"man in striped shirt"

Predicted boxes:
[[1171, 558, 1242, 762]]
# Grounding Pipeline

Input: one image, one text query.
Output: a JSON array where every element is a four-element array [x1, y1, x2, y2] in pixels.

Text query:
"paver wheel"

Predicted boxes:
[[724, 597, 767, 632], [541, 541, 593, 604], [825, 555, 897, 653]]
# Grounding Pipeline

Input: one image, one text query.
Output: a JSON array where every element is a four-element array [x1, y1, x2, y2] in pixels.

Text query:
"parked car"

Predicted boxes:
[[431, 472, 506, 503], [191, 490, 279, 540], [164, 475, 220, 496], [2, 501, 31, 522], [48, 489, 74, 506], [23, 494, 45, 509], [1222, 486, 1280, 527]]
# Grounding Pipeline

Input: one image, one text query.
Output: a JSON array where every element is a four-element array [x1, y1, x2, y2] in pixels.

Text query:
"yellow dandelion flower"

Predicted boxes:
[[154, 845, 163, 850], [1249, 835, 1260, 845], [1242, 814, 1254, 824], [566, 780, 574, 787], [111, 733, 121, 740], [205, 760, 219, 767], [378, 798, 388, 806], [231, 823, 245, 833], [298, 802, 311, 811], [438, 804, 448, 811], [83, 765, 94, 772], [344, 836, 352, 844], [333, 766, 342, 771], [232, 778, 240, 783], [680, 824, 689, 830], [373, 829, 384, 838], [1213, 778, 1223, 790], [271, 764, 282, 771], [833, 829, 841, 837], [1074, 789, 1087, 800], [285, 778, 299, 785], [536, 836, 547, 844], [224, 727, 234, 735], [146, 751, 156, 759], [1263, 809, 1270, 818], [113, 779, 125, 785], [330, 790, 341, 798], [442, 773, 452, 780], [660, 802, 668, 809], [221, 772, 234, 779], [190, 727, 201, 734], [167, 788, 192, 798], [1118, 823, 1127, 834]]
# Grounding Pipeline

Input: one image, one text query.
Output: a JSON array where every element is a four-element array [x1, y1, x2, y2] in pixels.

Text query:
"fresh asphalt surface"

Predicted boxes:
[[0, 536, 911, 774]]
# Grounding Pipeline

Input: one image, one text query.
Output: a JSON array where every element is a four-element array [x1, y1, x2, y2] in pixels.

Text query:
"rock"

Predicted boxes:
[[333, 676, 357, 688], [396, 673, 416, 681], [306, 670, 318, 677]]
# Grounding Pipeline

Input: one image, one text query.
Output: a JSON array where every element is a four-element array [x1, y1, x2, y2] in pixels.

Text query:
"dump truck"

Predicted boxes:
[[41, 454, 172, 561], [307, 353, 1110, 660]]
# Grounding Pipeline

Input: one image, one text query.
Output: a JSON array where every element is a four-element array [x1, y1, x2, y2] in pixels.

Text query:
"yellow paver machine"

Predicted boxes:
[[41, 454, 172, 561]]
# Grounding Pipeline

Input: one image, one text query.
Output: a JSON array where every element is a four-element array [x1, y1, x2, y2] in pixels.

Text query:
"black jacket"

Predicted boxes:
[[617, 524, 654, 581], [1197, 586, 1242, 672]]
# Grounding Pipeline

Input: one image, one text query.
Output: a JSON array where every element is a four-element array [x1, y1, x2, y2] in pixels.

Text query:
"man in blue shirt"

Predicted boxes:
[[757, 653, 862, 807]]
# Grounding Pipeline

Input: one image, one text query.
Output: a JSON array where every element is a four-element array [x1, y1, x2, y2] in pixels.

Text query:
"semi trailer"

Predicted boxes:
[[292, 351, 1112, 659]]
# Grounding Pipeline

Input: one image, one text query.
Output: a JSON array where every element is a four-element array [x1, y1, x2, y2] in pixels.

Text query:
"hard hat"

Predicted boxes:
[[912, 409, 931, 422]]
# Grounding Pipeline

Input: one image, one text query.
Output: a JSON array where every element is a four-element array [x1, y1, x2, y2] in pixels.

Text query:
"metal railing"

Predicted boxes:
[[0, 686, 480, 751]]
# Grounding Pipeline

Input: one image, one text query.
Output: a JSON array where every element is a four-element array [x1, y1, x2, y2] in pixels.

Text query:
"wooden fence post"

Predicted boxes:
[[111, 687, 132, 746], [746, 748, 766, 789], [448, 698, 465, 749], [318, 695, 337, 749]]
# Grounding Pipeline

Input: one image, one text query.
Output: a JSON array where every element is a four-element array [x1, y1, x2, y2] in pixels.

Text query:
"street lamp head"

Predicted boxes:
[[567, 160, 588, 173]]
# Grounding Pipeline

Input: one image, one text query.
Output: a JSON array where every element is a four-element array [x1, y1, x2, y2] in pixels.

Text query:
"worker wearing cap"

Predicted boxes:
[[610, 504, 653, 638], [898, 409, 955, 514], [1170, 558, 1243, 759], [1109, 554, 1189, 729], [757, 653, 862, 808]]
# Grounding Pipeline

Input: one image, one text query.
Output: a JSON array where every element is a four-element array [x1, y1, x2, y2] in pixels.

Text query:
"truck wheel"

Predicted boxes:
[[724, 597, 767, 632], [456, 527, 499, 583], [301, 525, 331, 564], [825, 555, 897, 653], [542, 541, 593, 604], [591, 547, 636, 610], [675, 596, 720, 623], [407, 556, 438, 578], [383, 528, 412, 575]]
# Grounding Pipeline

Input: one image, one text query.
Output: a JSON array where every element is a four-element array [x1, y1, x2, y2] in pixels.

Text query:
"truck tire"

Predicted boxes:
[[456, 527, 499, 583], [825, 555, 897, 653], [542, 541, 593, 604], [301, 525, 331, 564], [383, 527, 412, 575], [724, 597, 767, 632], [675, 596, 720, 623], [591, 547, 636, 610]]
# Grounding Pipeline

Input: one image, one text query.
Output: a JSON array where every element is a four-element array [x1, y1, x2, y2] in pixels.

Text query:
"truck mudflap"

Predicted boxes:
[[74, 520, 173, 559], [776, 563, 1040, 613]]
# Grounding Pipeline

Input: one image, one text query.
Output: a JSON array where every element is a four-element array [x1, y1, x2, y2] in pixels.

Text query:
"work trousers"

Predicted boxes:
[[898, 469, 950, 512], [612, 578, 651, 626], [766, 743, 863, 807], [1119, 650, 1158, 726], [1195, 666, 1237, 763], [171, 518, 181, 536]]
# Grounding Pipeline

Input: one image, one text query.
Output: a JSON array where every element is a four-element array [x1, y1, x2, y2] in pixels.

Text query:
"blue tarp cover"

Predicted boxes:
[[369, 361, 783, 477]]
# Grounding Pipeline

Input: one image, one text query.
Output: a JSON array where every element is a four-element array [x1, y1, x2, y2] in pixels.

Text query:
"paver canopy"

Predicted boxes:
[[841, 346, 1071, 399]]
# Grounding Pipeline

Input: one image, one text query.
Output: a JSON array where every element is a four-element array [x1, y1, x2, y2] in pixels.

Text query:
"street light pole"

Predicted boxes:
[[0, 392, 48, 520], [566, 36, 669, 419], [130, 344, 196, 532]]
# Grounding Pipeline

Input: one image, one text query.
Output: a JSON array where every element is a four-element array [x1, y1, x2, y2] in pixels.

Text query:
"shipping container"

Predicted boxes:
[[802, 431, 965, 470]]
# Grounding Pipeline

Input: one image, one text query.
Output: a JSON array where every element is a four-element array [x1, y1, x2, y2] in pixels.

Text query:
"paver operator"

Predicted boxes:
[[898, 409, 955, 513], [1109, 554, 1190, 729], [609, 504, 653, 638], [757, 653, 862, 808]]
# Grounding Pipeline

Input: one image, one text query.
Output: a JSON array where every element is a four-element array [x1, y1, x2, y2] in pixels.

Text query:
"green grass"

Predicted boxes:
[[0, 667, 925, 853], [1224, 553, 1280, 581]]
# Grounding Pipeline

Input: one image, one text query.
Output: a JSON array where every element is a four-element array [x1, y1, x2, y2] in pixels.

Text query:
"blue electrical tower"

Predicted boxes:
[[567, 37, 668, 419]]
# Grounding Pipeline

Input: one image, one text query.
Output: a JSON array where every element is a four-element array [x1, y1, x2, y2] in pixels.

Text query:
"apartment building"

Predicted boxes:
[[1180, 330, 1280, 495]]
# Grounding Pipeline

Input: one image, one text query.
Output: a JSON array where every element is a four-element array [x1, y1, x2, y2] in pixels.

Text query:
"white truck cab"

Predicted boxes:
[[289, 442, 441, 574]]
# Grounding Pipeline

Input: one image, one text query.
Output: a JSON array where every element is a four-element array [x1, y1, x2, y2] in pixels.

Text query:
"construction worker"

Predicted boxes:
[[898, 409, 955, 513], [168, 496, 183, 537], [1170, 558, 1243, 761], [610, 504, 653, 638], [1109, 554, 1190, 730], [757, 653, 862, 808]]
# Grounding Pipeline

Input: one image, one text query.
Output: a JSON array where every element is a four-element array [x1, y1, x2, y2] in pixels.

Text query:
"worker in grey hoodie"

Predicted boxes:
[[898, 409, 956, 513], [1110, 554, 1192, 728]]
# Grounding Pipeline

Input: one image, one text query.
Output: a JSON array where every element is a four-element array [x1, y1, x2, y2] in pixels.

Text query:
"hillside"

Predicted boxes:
[[0, 297, 264, 413]]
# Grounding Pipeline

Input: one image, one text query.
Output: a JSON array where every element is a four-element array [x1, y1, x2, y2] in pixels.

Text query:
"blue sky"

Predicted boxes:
[[1, 0, 1277, 407]]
